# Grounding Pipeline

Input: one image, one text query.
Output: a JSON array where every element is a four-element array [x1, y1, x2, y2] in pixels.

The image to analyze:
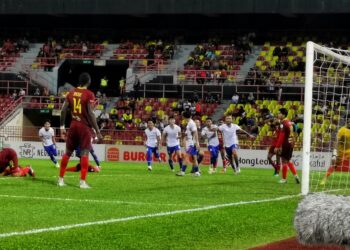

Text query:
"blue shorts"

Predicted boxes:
[[225, 144, 238, 156], [208, 145, 220, 158], [186, 145, 199, 156], [167, 145, 180, 155], [147, 146, 159, 156], [44, 144, 57, 157]]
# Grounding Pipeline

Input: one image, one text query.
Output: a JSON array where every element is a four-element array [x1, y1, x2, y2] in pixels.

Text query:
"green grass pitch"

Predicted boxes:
[[0, 159, 303, 249]]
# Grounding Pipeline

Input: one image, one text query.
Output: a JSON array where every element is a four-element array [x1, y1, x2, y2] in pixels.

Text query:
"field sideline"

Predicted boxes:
[[0, 159, 302, 249]]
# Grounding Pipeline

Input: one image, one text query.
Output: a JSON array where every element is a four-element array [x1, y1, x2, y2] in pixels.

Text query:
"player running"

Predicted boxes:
[[0, 147, 35, 177], [267, 118, 281, 176], [201, 117, 220, 174], [176, 111, 200, 177], [217, 119, 229, 173], [144, 120, 162, 171], [161, 117, 183, 172], [218, 115, 254, 174], [321, 119, 350, 185], [275, 108, 300, 184], [58, 72, 103, 189], [39, 121, 59, 168]]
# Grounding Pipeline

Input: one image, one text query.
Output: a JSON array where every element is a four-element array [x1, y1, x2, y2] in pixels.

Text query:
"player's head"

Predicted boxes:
[[225, 115, 233, 125], [194, 119, 201, 129], [44, 121, 51, 131], [182, 111, 191, 120], [218, 119, 224, 126], [78, 72, 91, 87], [278, 108, 288, 119], [206, 117, 212, 127], [147, 120, 154, 129], [169, 116, 175, 126]]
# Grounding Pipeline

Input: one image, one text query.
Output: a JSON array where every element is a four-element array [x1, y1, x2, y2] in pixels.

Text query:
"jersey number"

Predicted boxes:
[[73, 97, 82, 114]]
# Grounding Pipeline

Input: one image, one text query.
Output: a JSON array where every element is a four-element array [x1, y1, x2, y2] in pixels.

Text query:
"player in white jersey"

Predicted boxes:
[[218, 115, 254, 173], [201, 117, 220, 174], [38, 121, 59, 168], [176, 111, 200, 177], [161, 117, 183, 171], [144, 120, 162, 171]]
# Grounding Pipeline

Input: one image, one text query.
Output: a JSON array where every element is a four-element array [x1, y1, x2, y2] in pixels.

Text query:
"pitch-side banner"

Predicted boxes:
[[7, 141, 106, 161], [105, 145, 332, 171]]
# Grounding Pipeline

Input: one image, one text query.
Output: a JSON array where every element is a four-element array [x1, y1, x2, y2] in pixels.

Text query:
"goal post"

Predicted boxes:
[[302, 41, 350, 195]]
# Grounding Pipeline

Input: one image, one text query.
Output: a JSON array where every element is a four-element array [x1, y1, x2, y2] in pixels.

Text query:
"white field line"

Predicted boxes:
[[0, 194, 195, 207], [0, 194, 300, 238]]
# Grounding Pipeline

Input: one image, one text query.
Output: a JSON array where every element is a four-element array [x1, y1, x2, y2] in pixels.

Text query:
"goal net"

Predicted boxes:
[[302, 42, 350, 195]]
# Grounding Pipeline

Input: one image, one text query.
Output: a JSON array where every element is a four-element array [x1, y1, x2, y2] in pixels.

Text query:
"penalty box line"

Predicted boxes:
[[0, 194, 300, 238]]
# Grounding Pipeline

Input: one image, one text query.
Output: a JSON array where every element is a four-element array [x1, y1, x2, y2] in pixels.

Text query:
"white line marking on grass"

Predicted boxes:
[[0, 194, 300, 238], [0, 194, 194, 207]]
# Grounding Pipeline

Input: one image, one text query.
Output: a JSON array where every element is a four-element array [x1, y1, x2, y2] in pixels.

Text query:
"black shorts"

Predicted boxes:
[[281, 143, 293, 161]]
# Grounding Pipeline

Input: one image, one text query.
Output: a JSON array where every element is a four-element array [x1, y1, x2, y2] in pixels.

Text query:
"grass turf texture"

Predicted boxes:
[[0, 159, 303, 249]]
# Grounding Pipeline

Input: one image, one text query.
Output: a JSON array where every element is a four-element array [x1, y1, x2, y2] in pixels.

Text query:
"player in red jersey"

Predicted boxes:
[[267, 118, 281, 176], [0, 147, 35, 177], [59, 72, 102, 188], [275, 108, 300, 184]]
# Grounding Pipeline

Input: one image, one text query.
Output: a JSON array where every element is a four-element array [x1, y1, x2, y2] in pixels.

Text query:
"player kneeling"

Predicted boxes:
[[0, 147, 35, 177]]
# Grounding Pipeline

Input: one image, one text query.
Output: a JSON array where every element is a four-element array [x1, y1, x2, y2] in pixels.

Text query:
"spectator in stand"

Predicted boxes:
[[100, 76, 108, 93], [34, 88, 41, 96], [43, 87, 49, 97], [109, 107, 118, 121], [197, 70, 206, 84], [99, 110, 110, 124], [183, 100, 191, 111], [190, 103, 196, 116], [195, 102, 201, 116], [19, 88, 25, 97], [133, 75, 141, 100], [139, 120, 147, 130], [119, 77, 126, 97], [96, 90, 102, 99], [247, 92, 255, 104], [115, 119, 125, 130], [122, 109, 133, 124], [11, 90, 17, 100], [193, 91, 200, 103], [276, 82, 283, 101], [218, 69, 227, 84], [151, 111, 158, 123], [231, 93, 239, 104], [82, 43, 88, 56], [100, 93, 108, 110]]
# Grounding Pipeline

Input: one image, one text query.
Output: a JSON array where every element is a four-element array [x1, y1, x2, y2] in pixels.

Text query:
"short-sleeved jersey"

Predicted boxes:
[[39, 127, 55, 146], [185, 119, 197, 147], [218, 123, 241, 147], [163, 125, 181, 147], [145, 128, 161, 147], [337, 126, 350, 158], [201, 125, 219, 147], [0, 148, 18, 173], [66, 87, 95, 127], [275, 119, 293, 147]]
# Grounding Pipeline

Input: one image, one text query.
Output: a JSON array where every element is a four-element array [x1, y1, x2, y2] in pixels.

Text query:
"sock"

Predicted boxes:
[[178, 157, 183, 169], [168, 159, 174, 170], [90, 150, 100, 166], [181, 165, 187, 172], [228, 155, 235, 170], [288, 162, 297, 176], [80, 155, 89, 181], [192, 166, 199, 172], [223, 159, 228, 168], [234, 155, 239, 169], [60, 154, 70, 178], [65, 166, 78, 172], [50, 154, 57, 164], [197, 154, 203, 164], [147, 161, 152, 167], [282, 164, 288, 179], [326, 166, 335, 177], [20, 167, 30, 176]]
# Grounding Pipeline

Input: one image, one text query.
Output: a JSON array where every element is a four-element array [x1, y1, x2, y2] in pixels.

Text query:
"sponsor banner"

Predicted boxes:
[[105, 145, 331, 171], [7, 141, 106, 161]]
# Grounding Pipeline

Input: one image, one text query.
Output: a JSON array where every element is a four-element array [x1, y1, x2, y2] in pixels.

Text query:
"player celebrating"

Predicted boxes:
[[267, 118, 281, 176], [39, 121, 59, 168], [0, 147, 35, 177], [176, 111, 200, 177], [219, 115, 254, 174], [201, 117, 220, 174], [321, 119, 350, 185], [161, 117, 183, 171], [275, 108, 300, 184], [58, 72, 103, 189], [144, 120, 162, 171]]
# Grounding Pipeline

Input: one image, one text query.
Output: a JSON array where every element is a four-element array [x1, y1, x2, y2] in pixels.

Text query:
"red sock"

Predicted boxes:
[[60, 154, 70, 178], [20, 167, 30, 176], [282, 164, 288, 179], [288, 162, 297, 176], [326, 166, 335, 177], [80, 155, 89, 181], [65, 166, 78, 172]]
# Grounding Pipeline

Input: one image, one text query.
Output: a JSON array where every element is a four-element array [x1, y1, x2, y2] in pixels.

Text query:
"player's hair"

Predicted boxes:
[[225, 115, 232, 118], [182, 111, 191, 119], [147, 119, 154, 123], [44, 120, 51, 124], [79, 72, 91, 86], [169, 116, 175, 120], [206, 117, 212, 121], [279, 108, 288, 117]]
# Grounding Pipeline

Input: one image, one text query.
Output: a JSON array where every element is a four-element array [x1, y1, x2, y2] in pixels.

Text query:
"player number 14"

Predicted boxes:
[[73, 97, 82, 114]]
